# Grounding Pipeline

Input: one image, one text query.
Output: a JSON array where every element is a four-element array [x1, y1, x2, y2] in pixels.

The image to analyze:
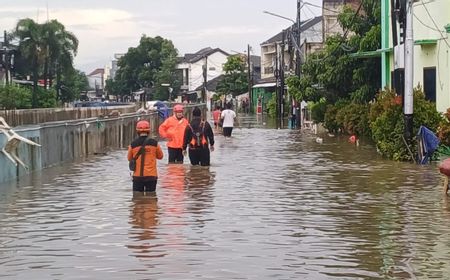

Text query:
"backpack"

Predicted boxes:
[[189, 121, 206, 148]]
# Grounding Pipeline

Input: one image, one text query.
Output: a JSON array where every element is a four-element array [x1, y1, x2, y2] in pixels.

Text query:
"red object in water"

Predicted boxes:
[[439, 158, 450, 177], [349, 135, 357, 144]]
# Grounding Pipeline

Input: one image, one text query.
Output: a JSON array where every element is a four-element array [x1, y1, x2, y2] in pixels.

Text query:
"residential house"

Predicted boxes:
[[176, 47, 230, 109], [379, 0, 450, 113], [260, 16, 323, 80], [323, 0, 361, 41]]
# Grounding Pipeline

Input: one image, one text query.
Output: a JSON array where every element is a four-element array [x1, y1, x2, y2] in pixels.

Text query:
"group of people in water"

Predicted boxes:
[[127, 103, 237, 193]]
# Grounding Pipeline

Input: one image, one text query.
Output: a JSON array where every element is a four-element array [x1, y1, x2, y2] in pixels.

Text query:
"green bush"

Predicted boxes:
[[370, 87, 442, 161], [324, 104, 340, 133], [0, 85, 32, 109], [36, 87, 57, 108], [335, 103, 370, 136], [310, 99, 327, 123], [437, 108, 450, 146]]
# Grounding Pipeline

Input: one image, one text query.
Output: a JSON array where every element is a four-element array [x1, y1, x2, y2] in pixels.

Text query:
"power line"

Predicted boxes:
[[420, 0, 450, 48], [310, 1, 364, 63], [303, 2, 340, 14]]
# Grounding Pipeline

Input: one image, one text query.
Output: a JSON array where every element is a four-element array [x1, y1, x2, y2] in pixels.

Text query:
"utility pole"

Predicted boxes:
[[247, 44, 252, 113], [280, 30, 286, 129], [202, 56, 207, 103], [296, 0, 301, 78], [275, 43, 279, 126], [404, 0, 414, 141]]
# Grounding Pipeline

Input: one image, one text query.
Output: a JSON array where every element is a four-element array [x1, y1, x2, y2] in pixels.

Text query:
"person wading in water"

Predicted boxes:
[[127, 120, 163, 193], [182, 107, 215, 166], [159, 104, 189, 164]]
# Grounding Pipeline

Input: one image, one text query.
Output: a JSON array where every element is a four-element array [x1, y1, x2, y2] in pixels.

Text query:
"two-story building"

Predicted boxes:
[[254, 16, 323, 113], [378, 0, 450, 113], [323, 0, 361, 41], [176, 47, 230, 109], [260, 16, 323, 81]]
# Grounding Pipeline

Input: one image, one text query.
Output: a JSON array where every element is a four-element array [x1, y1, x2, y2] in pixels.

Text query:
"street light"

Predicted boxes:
[[263, 10, 296, 24]]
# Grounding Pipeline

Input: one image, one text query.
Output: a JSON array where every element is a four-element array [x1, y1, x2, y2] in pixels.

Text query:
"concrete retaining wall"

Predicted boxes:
[[0, 105, 203, 184], [0, 104, 138, 126]]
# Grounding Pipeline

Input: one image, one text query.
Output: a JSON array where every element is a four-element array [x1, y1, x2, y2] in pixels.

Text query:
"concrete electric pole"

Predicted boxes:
[[404, 0, 414, 141]]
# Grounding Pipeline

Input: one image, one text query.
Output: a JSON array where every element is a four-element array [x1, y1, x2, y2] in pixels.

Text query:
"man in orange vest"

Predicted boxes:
[[159, 104, 189, 164], [127, 120, 164, 193]]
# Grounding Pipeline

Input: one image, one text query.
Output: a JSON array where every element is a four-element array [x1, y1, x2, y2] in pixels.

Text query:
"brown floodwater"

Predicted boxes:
[[0, 115, 449, 279]]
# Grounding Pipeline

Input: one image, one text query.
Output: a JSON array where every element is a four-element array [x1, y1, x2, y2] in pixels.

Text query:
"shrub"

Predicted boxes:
[[0, 85, 32, 109], [370, 87, 442, 161]]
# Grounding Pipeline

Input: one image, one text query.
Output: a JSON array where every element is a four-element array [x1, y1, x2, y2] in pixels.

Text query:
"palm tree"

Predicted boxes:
[[14, 18, 45, 108], [15, 19, 79, 106], [42, 20, 78, 93]]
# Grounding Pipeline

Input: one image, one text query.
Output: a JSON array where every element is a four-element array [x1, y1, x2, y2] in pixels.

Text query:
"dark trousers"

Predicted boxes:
[[188, 147, 210, 166], [223, 127, 233, 137], [133, 178, 157, 192], [168, 147, 184, 163]]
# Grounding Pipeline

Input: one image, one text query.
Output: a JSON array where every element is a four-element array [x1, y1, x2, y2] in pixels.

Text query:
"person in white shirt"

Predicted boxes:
[[220, 103, 237, 137]]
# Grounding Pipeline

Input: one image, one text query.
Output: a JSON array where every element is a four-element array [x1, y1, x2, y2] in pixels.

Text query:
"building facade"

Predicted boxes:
[[260, 16, 323, 80], [381, 0, 450, 112], [176, 47, 229, 108]]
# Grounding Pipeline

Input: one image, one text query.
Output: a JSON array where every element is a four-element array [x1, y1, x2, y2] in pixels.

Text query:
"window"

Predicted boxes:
[[423, 67, 436, 102], [209, 67, 216, 71]]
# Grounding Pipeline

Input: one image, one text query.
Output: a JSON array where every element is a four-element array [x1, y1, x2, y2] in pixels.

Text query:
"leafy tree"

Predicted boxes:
[[14, 18, 45, 108], [216, 55, 248, 98], [13, 18, 78, 106], [114, 35, 179, 101], [287, 0, 381, 104], [59, 69, 89, 103]]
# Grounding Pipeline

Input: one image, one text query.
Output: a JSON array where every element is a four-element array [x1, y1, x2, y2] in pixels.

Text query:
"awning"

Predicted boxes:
[[349, 48, 392, 58], [414, 39, 437, 45], [252, 82, 276, 88]]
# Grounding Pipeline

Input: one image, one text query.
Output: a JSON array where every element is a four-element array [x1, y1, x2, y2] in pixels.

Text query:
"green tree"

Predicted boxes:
[[14, 18, 45, 108], [287, 0, 381, 104], [114, 35, 179, 101], [42, 20, 78, 98], [14, 18, 78, 106], [216, 55, 248, 98], [59, 69, 89, 103]]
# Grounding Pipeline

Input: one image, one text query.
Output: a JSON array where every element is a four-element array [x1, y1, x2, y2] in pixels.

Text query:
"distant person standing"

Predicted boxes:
[[183, 107, 215, 166], [221, 103, 237, 138], [159, 104, 189, 164], [212, 105, 221, 130], [128, 120, 164, 193]]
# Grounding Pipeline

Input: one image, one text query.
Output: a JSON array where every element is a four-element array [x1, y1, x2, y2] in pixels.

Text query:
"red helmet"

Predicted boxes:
[[173, 104, 184, 112], [136, 120, 150, 133]]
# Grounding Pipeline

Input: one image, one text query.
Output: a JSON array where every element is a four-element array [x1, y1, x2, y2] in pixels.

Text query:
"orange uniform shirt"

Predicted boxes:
[[158, 116, 189, 149], [127, 137, 163, 178]]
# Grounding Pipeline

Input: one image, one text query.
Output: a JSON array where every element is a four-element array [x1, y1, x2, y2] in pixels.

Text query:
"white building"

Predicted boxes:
[[176, 47, 229, 108]]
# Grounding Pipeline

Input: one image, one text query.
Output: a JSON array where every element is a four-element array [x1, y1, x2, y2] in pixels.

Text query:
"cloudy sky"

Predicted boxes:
[[1, 0, 322, 73]]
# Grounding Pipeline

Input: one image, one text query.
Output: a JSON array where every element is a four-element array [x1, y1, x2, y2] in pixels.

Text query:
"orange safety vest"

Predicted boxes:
[[189, 121, 207, 148]]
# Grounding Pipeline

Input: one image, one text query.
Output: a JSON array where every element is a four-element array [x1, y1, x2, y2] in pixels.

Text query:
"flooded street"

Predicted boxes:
[[1, 116, 450, 279]]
